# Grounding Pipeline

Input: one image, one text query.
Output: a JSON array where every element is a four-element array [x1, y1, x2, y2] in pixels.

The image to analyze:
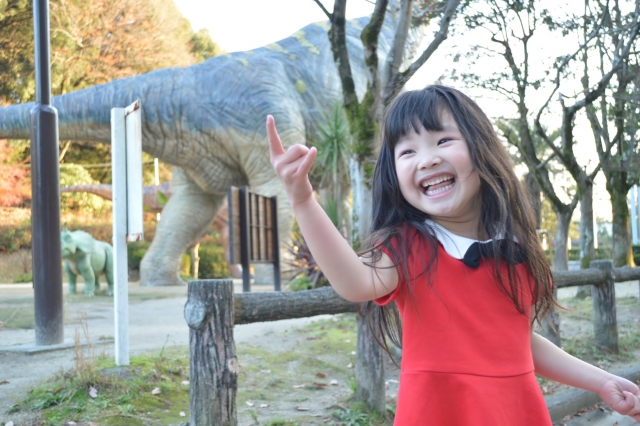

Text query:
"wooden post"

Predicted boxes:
[[184, 279, 238, 426], [589, 260, 619, 353], [271, 195, 281, 291], [355, 313, 385, 412], [239, 187, 251, 292]]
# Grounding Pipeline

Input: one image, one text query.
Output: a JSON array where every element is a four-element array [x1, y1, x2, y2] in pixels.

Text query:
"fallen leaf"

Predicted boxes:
[[329, 380, 338, 386], [152, 387, 162, 395], [181, 380, 189, 386], [313, 382, 327, 387], [563, 415, 571, 421], [292, 384, 305, 388], [179, 411, 186, 417], [246, 401, 254, 407], [296, 407, 310, 411], [89, 422, 99, 426], [259, 403, 269, 408], [0, 380, 9, 385], [315, 372, 327, 378], [89, 386, 98, 398]]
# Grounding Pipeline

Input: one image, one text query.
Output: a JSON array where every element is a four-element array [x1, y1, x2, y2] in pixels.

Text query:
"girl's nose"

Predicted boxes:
[[418, 153, 442, 169]]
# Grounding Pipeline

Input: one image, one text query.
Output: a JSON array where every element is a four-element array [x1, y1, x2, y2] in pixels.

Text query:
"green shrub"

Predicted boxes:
[[13, 273, 32, 283], [127, 241, 151, 270], [0, 225, 31, 253], [288, 276, 313, 291], [197, 244, 230, 279], [59, 164, 109, 215], [544, 247, 614, 266], [122, 241, 231, 279]]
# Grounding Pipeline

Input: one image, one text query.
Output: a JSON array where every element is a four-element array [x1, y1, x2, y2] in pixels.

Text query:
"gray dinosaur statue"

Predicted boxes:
[[61, 224, 114, 296], [0, 13, 404, 287], [60, 182, 244, 279]]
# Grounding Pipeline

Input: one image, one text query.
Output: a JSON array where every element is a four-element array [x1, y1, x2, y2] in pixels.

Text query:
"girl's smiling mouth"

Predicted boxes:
[[421, 174, 456, 196]]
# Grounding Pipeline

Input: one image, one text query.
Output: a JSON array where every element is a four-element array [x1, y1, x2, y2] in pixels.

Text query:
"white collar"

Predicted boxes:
[[425, 219, 492, 260]]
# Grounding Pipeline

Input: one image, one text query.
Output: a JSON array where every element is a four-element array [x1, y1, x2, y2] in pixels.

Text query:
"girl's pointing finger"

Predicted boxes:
[[266, 115, 285, 157]]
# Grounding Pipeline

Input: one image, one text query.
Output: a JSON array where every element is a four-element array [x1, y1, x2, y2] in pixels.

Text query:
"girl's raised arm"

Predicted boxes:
[[267, 115, 398, 302]]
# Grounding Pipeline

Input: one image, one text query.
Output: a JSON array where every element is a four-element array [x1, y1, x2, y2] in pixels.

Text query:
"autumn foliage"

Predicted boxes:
[[0, 139, 28, 207]]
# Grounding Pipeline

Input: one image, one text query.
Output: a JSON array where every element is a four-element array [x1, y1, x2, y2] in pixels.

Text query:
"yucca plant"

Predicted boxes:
[[313, 102, 352, 232]]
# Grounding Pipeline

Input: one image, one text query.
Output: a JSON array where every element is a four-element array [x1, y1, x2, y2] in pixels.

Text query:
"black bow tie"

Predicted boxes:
[[462, 240, 526, 268]]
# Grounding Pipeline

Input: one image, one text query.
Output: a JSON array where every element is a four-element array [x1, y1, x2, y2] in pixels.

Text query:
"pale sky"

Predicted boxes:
[[173, 0, 617, 223]]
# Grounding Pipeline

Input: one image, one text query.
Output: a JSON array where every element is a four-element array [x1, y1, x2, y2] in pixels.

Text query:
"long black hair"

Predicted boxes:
[[359, 85, 558, 353]]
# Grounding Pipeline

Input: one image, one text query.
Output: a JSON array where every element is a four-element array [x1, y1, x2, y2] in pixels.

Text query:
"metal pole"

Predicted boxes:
[[111, 108, 129, 366], [31, 0, 63, 345], [631, 186, 638, 245]]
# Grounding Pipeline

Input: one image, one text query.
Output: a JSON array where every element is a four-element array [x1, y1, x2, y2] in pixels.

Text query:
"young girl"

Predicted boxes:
[[267, 85, 640, 425]]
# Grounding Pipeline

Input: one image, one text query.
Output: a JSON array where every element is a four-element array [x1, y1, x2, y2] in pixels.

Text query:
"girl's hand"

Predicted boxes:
[[267, 115, 317, 208], [598, 376, 640, 422]]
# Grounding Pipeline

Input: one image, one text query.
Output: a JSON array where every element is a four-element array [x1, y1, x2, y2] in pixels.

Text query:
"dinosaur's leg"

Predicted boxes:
[[94, 274, 101, 294], [140, 167, 221, 287], [64, 260, 77, 294], [77, 255, 96, 296], [104, 244, 114, 296]]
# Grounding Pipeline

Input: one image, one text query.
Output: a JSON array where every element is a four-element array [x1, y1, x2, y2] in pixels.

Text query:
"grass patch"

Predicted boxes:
[[8, 343, 190, 425], [0, 305, 35, 330]]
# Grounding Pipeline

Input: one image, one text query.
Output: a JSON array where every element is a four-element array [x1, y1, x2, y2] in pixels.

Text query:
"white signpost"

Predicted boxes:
[[111, 100, 144, 366]]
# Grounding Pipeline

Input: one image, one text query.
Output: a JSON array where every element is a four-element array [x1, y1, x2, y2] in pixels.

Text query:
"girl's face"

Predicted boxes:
[[393, 110, 482, 228]]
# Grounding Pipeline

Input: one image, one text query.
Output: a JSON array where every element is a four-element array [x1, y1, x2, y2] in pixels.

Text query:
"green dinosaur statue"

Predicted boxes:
[[61, 224, 114, 296]]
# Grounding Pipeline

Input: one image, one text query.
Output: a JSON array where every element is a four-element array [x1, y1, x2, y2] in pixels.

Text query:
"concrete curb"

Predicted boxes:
[[0, 339, 113, 354], [545, 364, 640, 422]]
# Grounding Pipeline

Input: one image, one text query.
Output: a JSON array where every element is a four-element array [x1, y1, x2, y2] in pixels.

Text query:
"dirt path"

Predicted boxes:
[[0, 281, 639, 425]]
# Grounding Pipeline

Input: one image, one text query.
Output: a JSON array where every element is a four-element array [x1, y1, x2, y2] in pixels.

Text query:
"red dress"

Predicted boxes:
[[375, 228, 552, 425]]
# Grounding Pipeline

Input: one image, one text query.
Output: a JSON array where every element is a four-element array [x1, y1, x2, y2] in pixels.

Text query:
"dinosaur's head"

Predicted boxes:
[[61, 224, 77, 258]]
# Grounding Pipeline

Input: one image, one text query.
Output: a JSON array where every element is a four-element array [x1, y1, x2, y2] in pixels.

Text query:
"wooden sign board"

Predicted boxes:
[[227, 186, 280, 292]]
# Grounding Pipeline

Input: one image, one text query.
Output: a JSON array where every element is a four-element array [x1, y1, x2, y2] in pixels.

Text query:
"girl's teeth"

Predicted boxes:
[[426, 183, 454, 196]]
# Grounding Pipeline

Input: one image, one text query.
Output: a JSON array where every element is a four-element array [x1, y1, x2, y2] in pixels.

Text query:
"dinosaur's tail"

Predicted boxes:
[[0, 66, 190, 145], [60, 184, 115, 201]]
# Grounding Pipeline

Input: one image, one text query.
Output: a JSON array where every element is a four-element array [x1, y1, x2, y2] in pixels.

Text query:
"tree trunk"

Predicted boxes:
[[184, 279, 238, 426], [350, 157, 372, 250], [350, 158, 384, 412], [524, 172, 542, 229], [610, 179, 634, 267], [589, 260, 619, 353], [355, 313, 385, 413], [540, 209, 572, 346], [553, 210, 572, 271], [576, 185, 595, 298]]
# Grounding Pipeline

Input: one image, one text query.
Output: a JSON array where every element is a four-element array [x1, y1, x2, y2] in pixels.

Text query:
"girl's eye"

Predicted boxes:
[[438, 138, 451, 145], [399, 149, 414, 156]]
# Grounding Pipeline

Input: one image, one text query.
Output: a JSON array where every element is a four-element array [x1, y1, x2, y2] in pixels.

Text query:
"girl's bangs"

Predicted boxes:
[[383, 90, 450, 149]]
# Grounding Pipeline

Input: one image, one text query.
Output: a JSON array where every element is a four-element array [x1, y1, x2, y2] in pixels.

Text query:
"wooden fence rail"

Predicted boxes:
[[184, 261, 640, 425]]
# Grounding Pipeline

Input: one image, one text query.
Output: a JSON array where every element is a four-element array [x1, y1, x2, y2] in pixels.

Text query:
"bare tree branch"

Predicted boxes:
[[383, 0, 413, 86], [382, 0, 461, 106], [312, 0, 333, 20]]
